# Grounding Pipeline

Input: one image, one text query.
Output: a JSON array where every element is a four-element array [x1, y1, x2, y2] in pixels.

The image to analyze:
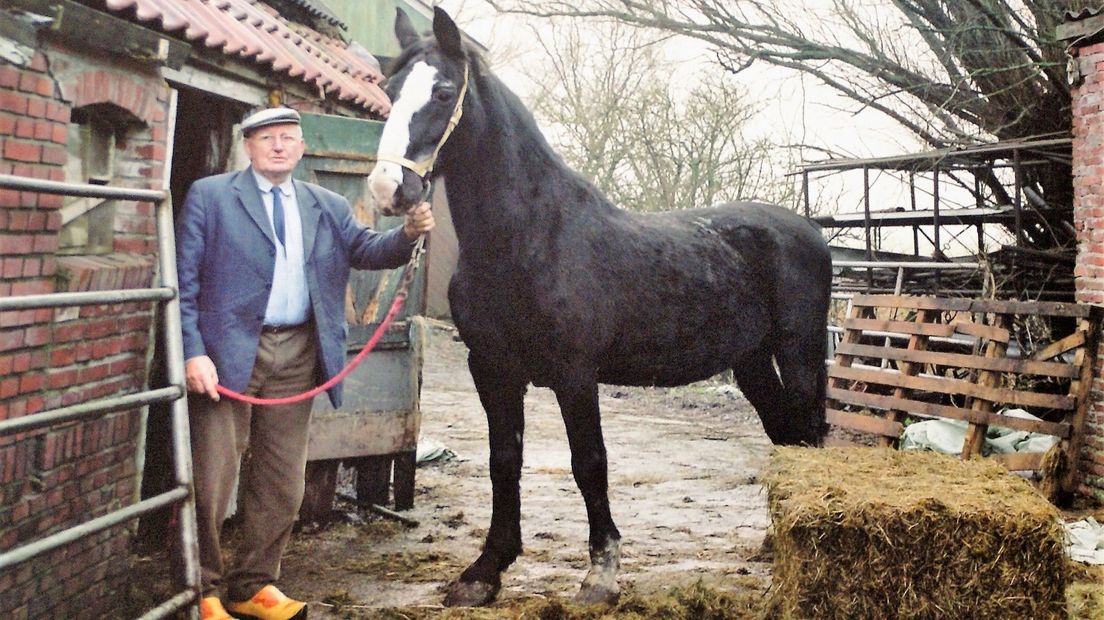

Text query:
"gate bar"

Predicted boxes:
[[0, 173, 165, 201], [136, 590, 199, 620], [0, 172, 201, 617], [0, 287, 175, 310], [0, 487, 188, 570], [155, 187, 203, 610], [0, 386, 183, 435]]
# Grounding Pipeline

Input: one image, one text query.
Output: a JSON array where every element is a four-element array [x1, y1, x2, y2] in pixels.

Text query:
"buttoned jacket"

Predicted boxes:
[[176, 167, 413, 407]]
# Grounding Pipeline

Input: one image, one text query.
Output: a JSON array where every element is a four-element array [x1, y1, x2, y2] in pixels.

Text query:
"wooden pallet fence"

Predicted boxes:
[[825, 294, 1100, 493]]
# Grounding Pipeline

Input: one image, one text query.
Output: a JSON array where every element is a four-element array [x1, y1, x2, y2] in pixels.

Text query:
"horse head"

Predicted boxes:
[[369, 7, 472, 216]]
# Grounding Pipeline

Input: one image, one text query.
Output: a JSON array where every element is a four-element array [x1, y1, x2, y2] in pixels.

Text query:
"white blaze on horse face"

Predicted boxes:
[[369, 62, 439, 209]]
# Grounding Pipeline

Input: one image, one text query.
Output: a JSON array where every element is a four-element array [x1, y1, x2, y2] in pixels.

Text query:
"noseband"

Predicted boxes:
[[376, 63, 470, 185]]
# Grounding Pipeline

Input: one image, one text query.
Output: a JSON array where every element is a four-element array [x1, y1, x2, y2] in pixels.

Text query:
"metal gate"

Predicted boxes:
[[0, 174, 201, 619]]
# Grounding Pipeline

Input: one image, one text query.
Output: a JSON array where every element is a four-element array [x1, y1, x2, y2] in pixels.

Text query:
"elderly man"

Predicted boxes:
[[176, 107, 434, 620]]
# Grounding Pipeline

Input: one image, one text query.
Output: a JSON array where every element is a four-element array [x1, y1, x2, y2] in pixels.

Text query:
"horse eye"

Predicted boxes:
[[433, 87, 455, 103]]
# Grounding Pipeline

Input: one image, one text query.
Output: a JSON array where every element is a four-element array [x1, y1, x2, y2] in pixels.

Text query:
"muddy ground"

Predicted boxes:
[[281, 323, 775, 617], [127, 322, 1104, 618]]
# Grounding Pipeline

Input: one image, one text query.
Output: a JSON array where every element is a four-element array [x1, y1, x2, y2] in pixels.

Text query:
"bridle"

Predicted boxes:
[[375, 63, 469, 194]]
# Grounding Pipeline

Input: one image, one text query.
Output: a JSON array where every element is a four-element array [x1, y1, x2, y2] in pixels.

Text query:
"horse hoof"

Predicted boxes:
[[574, 580, 620, 606], [444, 580, 499, 607]]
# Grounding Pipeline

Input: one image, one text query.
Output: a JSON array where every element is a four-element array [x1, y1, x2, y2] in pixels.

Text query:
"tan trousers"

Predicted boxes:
[[188, 323, 318, 601]]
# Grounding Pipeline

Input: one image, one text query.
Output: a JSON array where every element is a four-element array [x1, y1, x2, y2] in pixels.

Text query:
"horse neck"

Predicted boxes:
[[438, 76, 577, 255]]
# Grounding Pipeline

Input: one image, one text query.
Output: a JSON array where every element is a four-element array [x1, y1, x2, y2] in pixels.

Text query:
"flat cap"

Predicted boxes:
[[241, 107, 301, 135]]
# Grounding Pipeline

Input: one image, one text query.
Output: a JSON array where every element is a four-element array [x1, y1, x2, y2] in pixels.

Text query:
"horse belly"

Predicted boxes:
[[595, 323, 757, 388]]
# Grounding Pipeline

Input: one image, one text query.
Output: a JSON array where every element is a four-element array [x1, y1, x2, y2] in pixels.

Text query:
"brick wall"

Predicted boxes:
[[0, 38, 169, 619], [1071, 41, 1104, 502]]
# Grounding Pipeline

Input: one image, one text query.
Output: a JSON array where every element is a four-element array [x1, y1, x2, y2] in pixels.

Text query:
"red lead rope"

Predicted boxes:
[[213, 236, 424, 407]]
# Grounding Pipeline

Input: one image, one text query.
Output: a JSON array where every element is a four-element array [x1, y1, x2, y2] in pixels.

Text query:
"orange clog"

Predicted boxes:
[[226, 584, 307, 620], [200, 596, 233, 620]]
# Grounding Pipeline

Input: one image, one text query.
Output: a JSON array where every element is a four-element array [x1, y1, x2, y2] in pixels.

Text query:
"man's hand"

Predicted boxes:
[[402, 202, 435, 240], [185, 355, 221, 401]]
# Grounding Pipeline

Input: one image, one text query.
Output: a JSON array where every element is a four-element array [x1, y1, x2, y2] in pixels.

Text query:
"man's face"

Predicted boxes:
[[243, 123, 305, 183]]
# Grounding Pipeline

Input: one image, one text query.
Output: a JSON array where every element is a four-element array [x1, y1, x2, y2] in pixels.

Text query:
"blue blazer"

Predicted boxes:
[[175, 167, 414, 408]]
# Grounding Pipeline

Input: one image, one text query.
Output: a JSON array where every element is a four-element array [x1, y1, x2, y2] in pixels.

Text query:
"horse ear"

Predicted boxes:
[[432, 6, 464, 59], [395, 8, 420, 49]]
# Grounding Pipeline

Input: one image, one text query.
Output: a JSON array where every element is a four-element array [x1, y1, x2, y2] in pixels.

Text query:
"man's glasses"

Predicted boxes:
[[251, 133, 302, 145]]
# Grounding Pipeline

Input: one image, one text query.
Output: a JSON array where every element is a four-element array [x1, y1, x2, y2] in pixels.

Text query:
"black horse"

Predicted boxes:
[[368, 7, 832, 607]]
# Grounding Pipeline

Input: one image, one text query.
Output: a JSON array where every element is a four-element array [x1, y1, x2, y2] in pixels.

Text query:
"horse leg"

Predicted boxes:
[[444, 353, 526, 607], [553, 370, 622, 605]]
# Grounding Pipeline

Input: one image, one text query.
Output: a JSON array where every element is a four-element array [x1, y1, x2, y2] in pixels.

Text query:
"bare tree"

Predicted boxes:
[[525, 20, 800, 212], [491, 0, 1091, 245]]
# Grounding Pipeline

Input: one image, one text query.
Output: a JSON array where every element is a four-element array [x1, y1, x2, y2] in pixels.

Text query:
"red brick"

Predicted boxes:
[[34, 76, 52, 98], [0, 330, 22, 352], [0, 67, 18, 89], [25, 97, 46, 118], [50, 123, 66, 144], [2, 258, 20, 277], [13, 118, 33, 138], [3, 140, 40, 163], [21, 258, 40, 277], [0, 91, 27, 114], [0, 234, 33, 254], [26, 212, 45, 230], [40, 145, 65, 165], [36, 193, 61, 209], [21, 325, 48, 346], [32, 234, 57, 253], [18, 373, 43, 392], [8, 211, 28, 230], [0, 378, 17, 399], [32, 121, 51, 141], [46, 102, 69, 123], [46, 368, 77, 390]]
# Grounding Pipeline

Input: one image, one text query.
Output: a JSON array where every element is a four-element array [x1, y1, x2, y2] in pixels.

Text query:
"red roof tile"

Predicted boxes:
[[102, 0, 390, 114]]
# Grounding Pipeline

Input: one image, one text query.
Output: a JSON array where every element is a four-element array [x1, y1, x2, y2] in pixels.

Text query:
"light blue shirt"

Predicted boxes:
[[252, 170, 310, 326]]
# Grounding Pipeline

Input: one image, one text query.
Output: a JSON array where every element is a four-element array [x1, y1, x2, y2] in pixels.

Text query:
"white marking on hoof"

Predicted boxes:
[[574, 536, 621, 605]]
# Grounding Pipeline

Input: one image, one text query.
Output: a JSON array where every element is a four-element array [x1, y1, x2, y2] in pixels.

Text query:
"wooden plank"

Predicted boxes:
[[962, 314, 1007, 459], [826, 408, 904, 437], [989, 452, 1046, 472], [11, 0, 190, 68], [880, 307, 934, 447], [825, 387, 1071, 437], [827, 304, 871, 395], [844, 317, 1009, 343], [836, 342, 1079, 379], [1063, 312, 1102, 493], [823, 436, 865, 448], [1031, 331, 1087, 362], [850, 295, 1090, 317], [828, 365, 1076, 410]]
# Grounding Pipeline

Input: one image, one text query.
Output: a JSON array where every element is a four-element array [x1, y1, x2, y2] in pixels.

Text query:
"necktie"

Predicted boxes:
[[271, 187, 286, 247]]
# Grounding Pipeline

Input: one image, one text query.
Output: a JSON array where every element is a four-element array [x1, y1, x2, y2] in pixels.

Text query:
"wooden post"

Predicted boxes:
[[961, 314, 1008, 459]]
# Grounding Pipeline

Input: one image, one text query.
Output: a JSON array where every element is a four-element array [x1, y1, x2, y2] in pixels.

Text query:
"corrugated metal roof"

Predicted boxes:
[[282, 0, 346, 30], [1067, 7, 1104, 21], [103, 0, 389, 114]]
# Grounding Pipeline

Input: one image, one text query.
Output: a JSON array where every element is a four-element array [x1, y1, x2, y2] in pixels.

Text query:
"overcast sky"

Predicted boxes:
[[432, 0, 992, 256]]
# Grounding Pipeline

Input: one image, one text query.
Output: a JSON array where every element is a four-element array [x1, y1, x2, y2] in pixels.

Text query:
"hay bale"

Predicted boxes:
[[764, 447, 1067, 620]]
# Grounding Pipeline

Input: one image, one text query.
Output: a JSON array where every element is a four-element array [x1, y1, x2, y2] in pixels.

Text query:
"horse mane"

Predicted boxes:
[[387, 31, 620, 221]]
